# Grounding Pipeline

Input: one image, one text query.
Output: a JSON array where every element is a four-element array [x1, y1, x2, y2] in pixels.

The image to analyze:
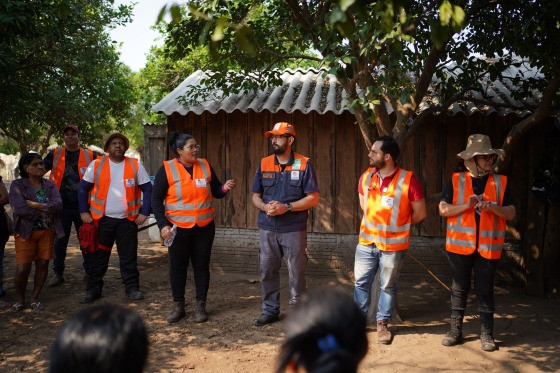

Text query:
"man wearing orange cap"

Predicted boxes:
[[251, 122, 319, 326]]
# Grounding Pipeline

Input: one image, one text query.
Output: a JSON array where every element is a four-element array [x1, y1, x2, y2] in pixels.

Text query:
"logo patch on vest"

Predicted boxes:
[[292, 158, 302, 170], [125, 178, 136, 187], [80, 167, 87, 175], [381, 196, 394, 208], [195, 178, 207, 188], [291, 171, 300, 180], [262, 172, 276, 179]]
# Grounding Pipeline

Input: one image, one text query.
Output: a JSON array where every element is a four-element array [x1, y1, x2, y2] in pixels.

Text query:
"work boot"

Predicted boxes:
[[377, 319, 392, 344], [480, 313, 497, 352], [442, 316, 464, 346], [194, 300, 208, 323], [48, 274, 65, 287], [166, 301, 186, 324]]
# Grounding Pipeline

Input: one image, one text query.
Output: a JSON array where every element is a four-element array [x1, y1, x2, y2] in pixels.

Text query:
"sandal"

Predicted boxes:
[[11, 303, 25, 312], [29, 301, 45, 311]]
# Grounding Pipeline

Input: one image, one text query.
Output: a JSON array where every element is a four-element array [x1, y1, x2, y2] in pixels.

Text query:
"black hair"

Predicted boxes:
[[168, 132, 194, 154], [50, 304, 149, 373], [277, 288, 368, 373], [376, 135, 400, 162], [18, 152, 42, 179]]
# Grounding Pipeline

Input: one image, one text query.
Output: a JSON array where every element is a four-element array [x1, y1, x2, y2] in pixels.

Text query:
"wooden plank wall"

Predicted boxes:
[[165, 110, 551, 239]]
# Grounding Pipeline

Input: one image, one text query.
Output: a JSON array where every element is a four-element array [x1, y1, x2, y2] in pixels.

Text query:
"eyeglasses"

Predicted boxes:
[[28, 161, 45, 168], [185, 145, 200, 151], [270, 135, 290, 142]]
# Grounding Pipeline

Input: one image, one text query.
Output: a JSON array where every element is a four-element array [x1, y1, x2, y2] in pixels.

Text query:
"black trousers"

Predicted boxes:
[[86, 216, 139, 295], [53, 208, 90, 275], [168, 221, 215, 302], [447, 250, 498, 316]]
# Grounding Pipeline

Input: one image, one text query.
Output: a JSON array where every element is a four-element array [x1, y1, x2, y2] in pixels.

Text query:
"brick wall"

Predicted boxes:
[[211, 228, 526, 287]]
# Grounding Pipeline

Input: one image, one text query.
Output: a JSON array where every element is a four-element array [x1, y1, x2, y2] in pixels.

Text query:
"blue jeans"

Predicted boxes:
[[259, 229, 307, 317], [354, 243, 406, 321], [53, 209, 90, 276]]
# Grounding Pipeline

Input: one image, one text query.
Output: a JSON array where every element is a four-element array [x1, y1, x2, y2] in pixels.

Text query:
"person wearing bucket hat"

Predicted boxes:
[[439, 134, 516, 352], [44, 124, 96, 288], [77, 132, 152, 303], [251, 122, 319, 326]]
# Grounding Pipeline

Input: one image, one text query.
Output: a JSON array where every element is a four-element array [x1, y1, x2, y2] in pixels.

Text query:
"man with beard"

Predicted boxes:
[[251, 122, 319, 326], [77, 132, 152, 303], [354, 136, 426, 344]]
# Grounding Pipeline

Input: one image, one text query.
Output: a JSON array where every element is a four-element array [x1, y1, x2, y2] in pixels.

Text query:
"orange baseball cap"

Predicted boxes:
[[265, 122, 296, 137]]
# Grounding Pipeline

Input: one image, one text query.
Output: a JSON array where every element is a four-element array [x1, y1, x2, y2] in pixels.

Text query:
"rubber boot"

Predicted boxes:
[[194, 300, 208, 323], [441, 315, 464, 346], [166, 301, 186, 324], [377, 319, 392, 344], [480, 313, 497, 352]]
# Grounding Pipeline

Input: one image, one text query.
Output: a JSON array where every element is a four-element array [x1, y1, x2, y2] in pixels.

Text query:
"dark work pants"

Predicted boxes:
[[447, 250, 498, 316], [168, 221, 215, 302], [86, 216, 139, 295], [53, 208, 90, 275]]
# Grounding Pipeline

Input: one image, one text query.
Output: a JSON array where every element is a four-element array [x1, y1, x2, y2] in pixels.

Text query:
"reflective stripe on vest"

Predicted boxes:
[[358, 168, 413, 251], [163, 158, 215, 228], [445, 173, 507, 259], [50, 147, 94, 188], [89, 156, 141, 221]]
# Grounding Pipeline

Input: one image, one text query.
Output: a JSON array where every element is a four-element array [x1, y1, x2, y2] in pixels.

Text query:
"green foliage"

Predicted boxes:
[[0, 0, 135, 154], [0, 138, 19, 155], [156, 0, 559, 149]]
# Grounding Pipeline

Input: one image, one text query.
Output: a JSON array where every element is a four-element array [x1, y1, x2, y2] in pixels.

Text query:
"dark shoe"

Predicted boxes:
[[0, 288, 6, 298], [194, 300, 208, 323], [48, 274, 65, 287], [253, 313, 279, 327], [481, 313, 497, 351], [79, 292, 101, 303], [442, 316, 464, 346], [125, 289, 144, 300], [377, 320, 392, 344], [166, 301, 186, 323]]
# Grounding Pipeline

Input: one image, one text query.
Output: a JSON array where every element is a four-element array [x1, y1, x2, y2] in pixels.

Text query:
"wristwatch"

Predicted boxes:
[[286, 202, 293, 212]]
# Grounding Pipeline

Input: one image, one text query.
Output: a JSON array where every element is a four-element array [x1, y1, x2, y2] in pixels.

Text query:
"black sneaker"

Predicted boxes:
[[48, 275, 65, 287], [253, 314, 279, 327], [125, 289, 144, 300], [79, 292, 101, 303]]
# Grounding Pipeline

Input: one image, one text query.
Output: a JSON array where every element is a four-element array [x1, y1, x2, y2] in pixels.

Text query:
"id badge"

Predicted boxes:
[[381, 196, 394, 208], [291, 171, 300, 180], [125, 178, 136, 187], [195, 178, 207, 188]]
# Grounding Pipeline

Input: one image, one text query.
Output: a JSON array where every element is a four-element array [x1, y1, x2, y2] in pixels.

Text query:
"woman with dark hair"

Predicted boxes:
[[152, 133, 236, 323], [277, 288, 368, 373], [50, 304, 148, 373], [8, 152, 63, 311]]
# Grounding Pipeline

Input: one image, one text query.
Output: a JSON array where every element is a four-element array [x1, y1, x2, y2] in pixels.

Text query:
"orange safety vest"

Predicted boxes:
[[358, 168, 413, 251], [89, 156, 141, 221], [163, 158, 215, 228], [49, 147, 94, 188], [445, 172, 507, 259]]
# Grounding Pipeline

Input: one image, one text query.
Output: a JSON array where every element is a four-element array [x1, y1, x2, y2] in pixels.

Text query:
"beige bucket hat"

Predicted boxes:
[[457, 134, 504, 160]]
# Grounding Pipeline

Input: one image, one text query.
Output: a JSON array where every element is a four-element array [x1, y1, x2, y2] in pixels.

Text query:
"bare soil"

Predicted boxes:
[[0, 230, 559, 373]]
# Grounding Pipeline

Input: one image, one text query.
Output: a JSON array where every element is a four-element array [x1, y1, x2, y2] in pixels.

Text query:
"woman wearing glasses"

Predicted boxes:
[[439, 134, 515, 352], [8, 152, 63, 312], [152, 133, 235, 324]]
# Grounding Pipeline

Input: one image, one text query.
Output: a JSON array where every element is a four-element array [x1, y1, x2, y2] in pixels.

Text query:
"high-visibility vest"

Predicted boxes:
[[358, 167, 413, 251], [163, 158, 215, 228], [89, 156, 141, 221], [445, 172, 507, 259], [49, 147, 94, 188]]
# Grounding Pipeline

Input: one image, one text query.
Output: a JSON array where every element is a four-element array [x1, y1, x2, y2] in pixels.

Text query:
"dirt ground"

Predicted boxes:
[[0, 230, 559, 373]]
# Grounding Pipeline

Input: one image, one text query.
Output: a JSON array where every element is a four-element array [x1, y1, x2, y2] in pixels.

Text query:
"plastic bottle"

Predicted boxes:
[[163, 224, 177, 247]]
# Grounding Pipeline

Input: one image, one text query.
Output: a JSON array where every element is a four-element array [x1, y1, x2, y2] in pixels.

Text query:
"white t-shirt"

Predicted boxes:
[[83, 157, 150, 219]]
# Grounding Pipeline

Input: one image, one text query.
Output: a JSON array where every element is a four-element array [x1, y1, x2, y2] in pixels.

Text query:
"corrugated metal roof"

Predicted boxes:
[[152, 67, 542, 117]]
